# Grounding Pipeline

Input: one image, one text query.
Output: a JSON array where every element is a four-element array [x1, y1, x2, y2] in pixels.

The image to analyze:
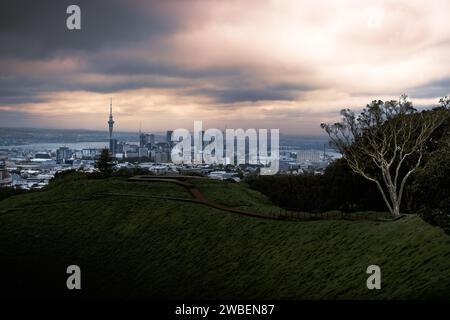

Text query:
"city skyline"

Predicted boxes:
[[1, 0, 450, 134]]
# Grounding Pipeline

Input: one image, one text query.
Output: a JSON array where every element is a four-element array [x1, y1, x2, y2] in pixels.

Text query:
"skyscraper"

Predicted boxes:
[[140, 133, 155, 148], [166, 130, 173, 143], [56, 147, 72, 164]]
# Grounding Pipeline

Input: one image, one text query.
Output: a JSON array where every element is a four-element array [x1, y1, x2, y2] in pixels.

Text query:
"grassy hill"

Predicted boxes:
[[1, 173, 450, 299]]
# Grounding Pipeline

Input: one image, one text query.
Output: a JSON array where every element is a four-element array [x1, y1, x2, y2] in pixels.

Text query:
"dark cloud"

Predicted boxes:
[[0, 110, 42, 127], [0, 72, 190, 105], [0, 0, 177, 59], [190, 83, 314, 103], [408, 77, 450, 99], [204, 88, 296, 103], [0, 77, 48, 105], [88, 54, 245, 79], [0, 0, 194, 104]]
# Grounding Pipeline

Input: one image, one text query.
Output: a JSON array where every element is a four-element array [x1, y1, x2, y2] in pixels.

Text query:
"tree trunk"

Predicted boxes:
[[389, 190, 401, 217], [392, 202, 401, 217], [372, 179, 401, 217]]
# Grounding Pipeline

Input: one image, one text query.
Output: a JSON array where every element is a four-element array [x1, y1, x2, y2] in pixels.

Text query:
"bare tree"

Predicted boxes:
[[321, 95, 449, 216]]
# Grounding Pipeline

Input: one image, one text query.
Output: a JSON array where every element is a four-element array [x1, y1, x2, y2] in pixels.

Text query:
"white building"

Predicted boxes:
[[296, 150, 321, 163], [208, 171, 235, 180]]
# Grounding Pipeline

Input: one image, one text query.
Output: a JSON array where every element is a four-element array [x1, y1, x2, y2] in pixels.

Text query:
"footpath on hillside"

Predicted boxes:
[[124, 175, 403, 222]]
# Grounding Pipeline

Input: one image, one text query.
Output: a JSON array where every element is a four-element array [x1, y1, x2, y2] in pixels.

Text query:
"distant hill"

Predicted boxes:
[[1, 173, 449, 299], [0, 127, 146, 146]]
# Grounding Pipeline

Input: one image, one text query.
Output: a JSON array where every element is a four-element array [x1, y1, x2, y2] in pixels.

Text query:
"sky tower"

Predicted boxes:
[[108, 99, 117, 155], [108, 98, 114, 140]]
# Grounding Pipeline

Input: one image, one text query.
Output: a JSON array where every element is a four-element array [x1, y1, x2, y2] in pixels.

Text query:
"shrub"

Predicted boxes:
[[0, 187, 29, 202]]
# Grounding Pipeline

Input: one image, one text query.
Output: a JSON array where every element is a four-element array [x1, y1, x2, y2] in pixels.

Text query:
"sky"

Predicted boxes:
[[1, 0, 450, 135]]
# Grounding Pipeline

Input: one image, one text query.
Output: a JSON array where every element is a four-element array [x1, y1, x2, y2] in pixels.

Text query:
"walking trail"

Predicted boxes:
[[126, 175, 402, 222]]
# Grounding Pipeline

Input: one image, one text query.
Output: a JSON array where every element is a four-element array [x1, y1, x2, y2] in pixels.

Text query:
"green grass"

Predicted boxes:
[[1, 173, 450, 299], [190, 179, 283, 215]]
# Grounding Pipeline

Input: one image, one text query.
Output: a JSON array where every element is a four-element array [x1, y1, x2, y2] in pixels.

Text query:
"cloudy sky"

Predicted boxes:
[[1, 0, 450, 134]]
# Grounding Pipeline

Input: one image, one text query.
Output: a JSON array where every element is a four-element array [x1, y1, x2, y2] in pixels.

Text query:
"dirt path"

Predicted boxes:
[[128, 176, 282, 220], [127, 175, 400, 222]]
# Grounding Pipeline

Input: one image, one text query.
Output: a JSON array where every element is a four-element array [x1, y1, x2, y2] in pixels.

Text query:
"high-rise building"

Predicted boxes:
[[138, 147, 149, 158], [296, 150, 321, 163], [109, 139, 118, 155], [166, 130, 173, 144], [0, 160, 11, 186], [115, 142, 124, 154], [139, 133, 155, 148], [56, 147, 72, 164], [148, 134, 155, 146], [0, 161, 6, 179], [154, 151, 169, 163]]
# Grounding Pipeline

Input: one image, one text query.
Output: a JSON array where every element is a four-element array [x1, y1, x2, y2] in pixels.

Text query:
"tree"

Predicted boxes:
[[409, 132, 450, 234], [321, 95, 449, 216], [96, 148, 114, 174]]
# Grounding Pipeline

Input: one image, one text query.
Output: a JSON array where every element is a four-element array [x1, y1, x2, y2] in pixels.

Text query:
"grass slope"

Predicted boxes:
[[1, 174, 450, 299]]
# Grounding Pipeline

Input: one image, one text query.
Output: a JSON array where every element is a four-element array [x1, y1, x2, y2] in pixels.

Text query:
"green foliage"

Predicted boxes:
[[113, 167, 152, 177], [0, 186, 29, 202], [95, 148, 113, 175], [410, 145, 450, 234]]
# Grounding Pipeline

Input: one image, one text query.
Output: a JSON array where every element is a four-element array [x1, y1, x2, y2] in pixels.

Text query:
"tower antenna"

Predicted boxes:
[[108, 98, 115, 141]]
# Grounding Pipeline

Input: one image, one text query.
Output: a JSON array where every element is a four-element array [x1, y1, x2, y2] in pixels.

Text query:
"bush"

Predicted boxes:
[[0, 187, 29, 202]]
